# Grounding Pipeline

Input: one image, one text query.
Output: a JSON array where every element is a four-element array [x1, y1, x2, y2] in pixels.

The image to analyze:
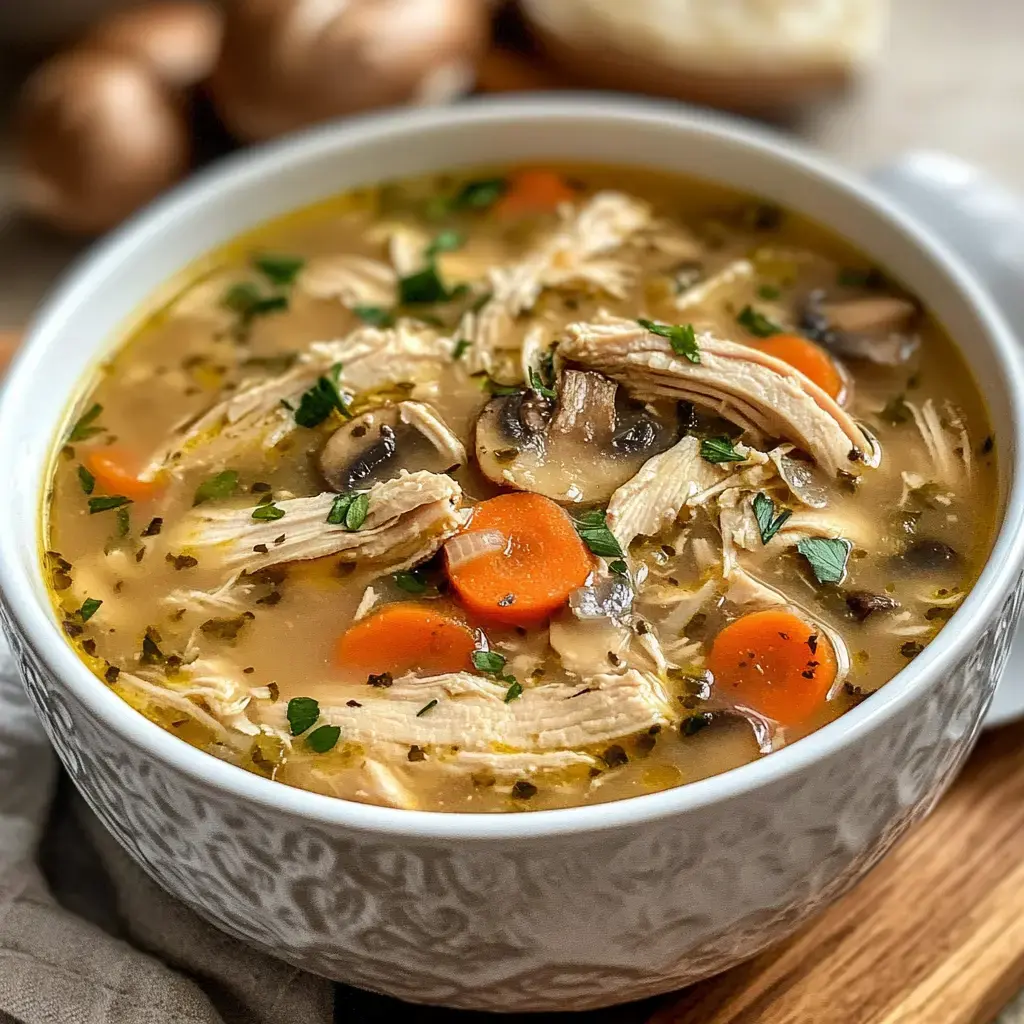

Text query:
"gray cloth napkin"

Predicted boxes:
[[0, 630, 335, 1024]]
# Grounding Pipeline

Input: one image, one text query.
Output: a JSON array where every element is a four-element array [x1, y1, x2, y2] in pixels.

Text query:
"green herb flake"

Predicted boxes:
[[77, 465, 95, 495], [116, 507, 131, 538], [504, 680, 523, 703], [527, 367, 558, 399], [251, 503, 285, 522], [757, 284, 781, 301], [222, 282, 288, 320], [88, 495, 132, 514], [78, 597, 102, 622], [352, 305, 396, 328], [200, 612, 254, 642], [483, 376, 521, 397], [68, 403, 104, 442], [699, 436, 745, 464], [797, 537, 852, 585], [294, 364, 350, 428], [837, 266, 887, 290], [472, 650, 507, 675], [608, 558, 629, 577], [737, 305, 782, 338], [193, 469, 239, 506], [426, 230, 464, 257], [573, 508, 624, 559], [452, 338, 471, 360], [140, 628, 164, 664], [752, 492, 793, 545], [393, 569, 428, 594], [253, 252, 305, 286], [306, 723, 341, 753], [398, 263, 450, 305], [416, 698, 439, 718], [327, 491, 369, 530], [287, 696, 320, 736], [637, 318, 700, 363], [448, 178, 508, 213], [879, 393, 911, 426]]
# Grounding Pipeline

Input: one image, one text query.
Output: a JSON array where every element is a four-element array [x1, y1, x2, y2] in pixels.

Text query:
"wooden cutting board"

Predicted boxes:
[[2, 326, 1022, 1023]]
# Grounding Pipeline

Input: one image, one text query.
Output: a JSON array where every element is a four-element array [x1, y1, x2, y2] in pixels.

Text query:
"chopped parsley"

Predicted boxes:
[[472, 650, 507, 675], [425, 229, 464, 257], [68, 403, 104, 442], [752, 492, 792, 545], [327, 491, 369, 530], [115, 507, 131, 538], [286, 696, 320, 736], [77, 465, 95, 494], [294, 363, 350, 427], [252, 252, 305, 286], [251, 503, 285, 522], [637, 318, 700, 363], [527, 367, 557, 399], [398, 262, 452, 305], [193, 469, 239, 506], [393, 569, 428, 594], [797, 537, 852, 585], [222, 281, 288, 336], [504, 680, 523, 703], [88, 495, 132, 514], [699, 436, 745, 464], [608, 558, 629, 577], [837, 266, 887, 290], [351, 305, 395, 328], [416, 699, 438, 718], [306, 724, 341, 753], [757, 284, 781, 301], [200, 612, 254, 642], [879, 393, 911, 426], [572, 508, 624, 559], [140, 627, 164, 664], [452, 338, 471, 360], [431, 177, 508, 216], [78, 597, 102, 622], [737, 305, 782, 338]]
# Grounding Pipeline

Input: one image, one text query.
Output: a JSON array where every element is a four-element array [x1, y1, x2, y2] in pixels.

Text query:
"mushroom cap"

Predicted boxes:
[[209, 0, 490, 142], [14, 50, 190, 234], [320, 401, 466, 492], [81, 0, 225, 90], [475, 370, 679, 505]]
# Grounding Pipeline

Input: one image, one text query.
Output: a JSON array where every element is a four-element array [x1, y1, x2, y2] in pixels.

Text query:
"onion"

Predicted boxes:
[[569, 579, 633, 620], [444, 529, 506, 569], [768, 446, 828, 508]]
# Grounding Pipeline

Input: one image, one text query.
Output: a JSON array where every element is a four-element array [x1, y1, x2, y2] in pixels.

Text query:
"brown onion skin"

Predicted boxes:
[[209, 0, 490, 142]]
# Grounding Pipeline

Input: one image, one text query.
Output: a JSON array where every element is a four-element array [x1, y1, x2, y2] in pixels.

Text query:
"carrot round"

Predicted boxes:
[[494, 169, 576, 218], [85, 449, 164, 502], [446, 492, 592, 628], [335, 603, 476, 679], [757, 335, 845, 402], [706, 609, 837, 726]]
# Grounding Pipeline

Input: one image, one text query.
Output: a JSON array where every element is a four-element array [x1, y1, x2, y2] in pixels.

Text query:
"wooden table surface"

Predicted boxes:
[[2, 2, 1023, 1020]]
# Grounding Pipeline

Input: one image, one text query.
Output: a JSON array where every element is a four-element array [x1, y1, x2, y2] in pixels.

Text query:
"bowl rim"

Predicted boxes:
[[3, 93, 1023, 841]]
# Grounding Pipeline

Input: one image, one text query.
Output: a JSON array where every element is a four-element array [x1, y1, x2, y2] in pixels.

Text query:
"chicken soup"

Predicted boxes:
[[44, 165, 996, 812]]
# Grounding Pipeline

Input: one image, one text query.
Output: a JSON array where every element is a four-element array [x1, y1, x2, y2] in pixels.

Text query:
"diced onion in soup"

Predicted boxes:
[[444, 529, 507, 569]]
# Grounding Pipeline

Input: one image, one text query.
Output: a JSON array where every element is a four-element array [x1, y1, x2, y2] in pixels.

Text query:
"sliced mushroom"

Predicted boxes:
[[475, 369, 678, 504], [320, 401, 466, 491], [801, 289, 920, 366]]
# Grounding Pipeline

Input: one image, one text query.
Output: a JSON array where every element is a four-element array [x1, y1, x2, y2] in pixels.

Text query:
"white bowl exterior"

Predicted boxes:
[[1, 98, 1023, 1010]]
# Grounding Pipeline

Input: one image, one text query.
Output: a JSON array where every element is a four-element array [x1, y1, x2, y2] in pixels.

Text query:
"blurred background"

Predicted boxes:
[[0, 0, 1022, 329]]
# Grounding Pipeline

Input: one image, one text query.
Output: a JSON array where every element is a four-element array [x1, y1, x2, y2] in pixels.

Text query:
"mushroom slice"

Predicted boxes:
[[475, 369, 678, 505], [560, 313, 879, 476], [801, 289, 920, 366], [258, 669, 674, 756], [170, 470, 464, 580], [319, 401, 466, 491]]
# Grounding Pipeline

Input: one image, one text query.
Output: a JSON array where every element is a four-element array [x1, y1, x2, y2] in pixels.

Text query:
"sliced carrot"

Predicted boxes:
[[493, 169, 576, 218], [335, 603, 477, 680], [757, 335, 845, 402], [706, 609, 837, 727], [447, 492, 592, 628], [85, 449, 164, 502]]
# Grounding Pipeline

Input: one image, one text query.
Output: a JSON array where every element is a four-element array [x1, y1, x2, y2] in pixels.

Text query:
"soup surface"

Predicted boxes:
[[45, 164, 996, 812]]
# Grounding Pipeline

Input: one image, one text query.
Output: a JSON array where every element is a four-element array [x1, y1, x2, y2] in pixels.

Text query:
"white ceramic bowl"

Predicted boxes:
[[1, 97, 1023, 1012]]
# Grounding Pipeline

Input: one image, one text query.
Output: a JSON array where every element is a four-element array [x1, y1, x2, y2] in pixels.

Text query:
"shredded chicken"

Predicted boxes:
[[259, 670, 675, 765], [396, 401, 468, 468], [561, 312, 879, 476], [549, 615, 632, 677], [299, 254, 397, 308], [674, 259, 757, 315], [170, 470, 465, 578], [141, 322, 454, 479]]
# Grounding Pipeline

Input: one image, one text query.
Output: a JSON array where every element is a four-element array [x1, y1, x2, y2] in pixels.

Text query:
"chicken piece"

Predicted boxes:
[[561, 313, 879, 476], [907, 398, 971, 487], [606, 435, 769, 549], [549, 613, 632, 677], [141, 322, 454, 479], [170, 470, 464, 579], [299, 254, 397, 308], [260, 669, 675, 756]]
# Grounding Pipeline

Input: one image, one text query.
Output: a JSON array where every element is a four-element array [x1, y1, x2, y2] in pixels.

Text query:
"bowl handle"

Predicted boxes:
[[870, 152, 1024, 729]]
